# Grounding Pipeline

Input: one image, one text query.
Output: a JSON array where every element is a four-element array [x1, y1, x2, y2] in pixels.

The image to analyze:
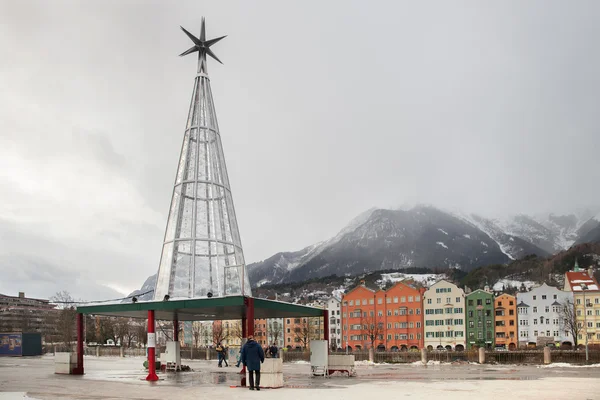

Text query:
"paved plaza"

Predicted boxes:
[[1, 356, 600, 399]]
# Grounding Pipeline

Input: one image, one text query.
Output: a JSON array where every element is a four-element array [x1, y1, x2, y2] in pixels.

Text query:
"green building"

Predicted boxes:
[[465, 289, 495, 349]]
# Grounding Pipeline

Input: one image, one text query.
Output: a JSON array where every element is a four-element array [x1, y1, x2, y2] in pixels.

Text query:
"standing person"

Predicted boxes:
[[269, 342, 279, 358], [241, 335, 265, 390], [216, 342, 228, 367]]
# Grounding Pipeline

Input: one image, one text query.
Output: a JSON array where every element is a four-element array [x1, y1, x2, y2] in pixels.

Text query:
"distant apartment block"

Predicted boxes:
[[0, 292, 57, 341]]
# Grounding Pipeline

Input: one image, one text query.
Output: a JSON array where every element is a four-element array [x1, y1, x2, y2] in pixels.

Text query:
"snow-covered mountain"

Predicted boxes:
[[248, 205, 550, 286], [128, 206, 600, 294]]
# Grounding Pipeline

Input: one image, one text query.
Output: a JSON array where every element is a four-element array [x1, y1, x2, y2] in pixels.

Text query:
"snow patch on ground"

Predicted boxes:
[[538, 363, 600, 368], [480, 241, 488, 247], [463, 234, 471, 239], [438, 228, 448, 235], [293, 360, 310, 364], [493, 279, 536, 292], [354, 360, 376, 366], [436, 242, 448, 249]]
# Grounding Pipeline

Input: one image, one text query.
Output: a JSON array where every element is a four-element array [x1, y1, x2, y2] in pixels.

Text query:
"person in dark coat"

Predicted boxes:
[[269, 343, 279, 358], [240, 335, 265, 390]]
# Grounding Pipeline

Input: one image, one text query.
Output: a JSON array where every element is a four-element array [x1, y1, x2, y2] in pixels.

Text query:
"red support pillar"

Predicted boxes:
[[247, 298, 255, 336], [146, 310, 159, 381], [173, 317, 179, 342], [240, 297, 256, 378], [323, 310, 329, 349], [73, 313, 84, 375]]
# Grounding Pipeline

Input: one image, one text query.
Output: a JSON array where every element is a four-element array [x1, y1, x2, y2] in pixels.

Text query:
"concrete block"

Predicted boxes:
[[55, 352, 76, 364], [261, 358, 283, 374], [328, 354, 355, 369], [246, 371, 283, 388], [260, 372, 283, 388], [54, 363, 73, 374]]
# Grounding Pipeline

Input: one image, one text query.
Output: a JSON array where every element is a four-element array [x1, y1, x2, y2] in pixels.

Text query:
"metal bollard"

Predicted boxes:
[[421, 348, 427, 364], [478, 347, 485, 364]]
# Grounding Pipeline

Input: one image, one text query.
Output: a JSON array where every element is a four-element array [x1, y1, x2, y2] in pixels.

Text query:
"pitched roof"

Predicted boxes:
[[517, 301, 529, 307], [565, 271, 599, 292]]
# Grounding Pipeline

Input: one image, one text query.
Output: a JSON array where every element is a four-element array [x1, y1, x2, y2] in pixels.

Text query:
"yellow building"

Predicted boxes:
[[564, 264, 600, 346]]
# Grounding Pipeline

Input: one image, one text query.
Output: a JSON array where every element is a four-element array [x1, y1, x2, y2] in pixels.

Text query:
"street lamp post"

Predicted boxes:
[[582, 283, 589, 363]]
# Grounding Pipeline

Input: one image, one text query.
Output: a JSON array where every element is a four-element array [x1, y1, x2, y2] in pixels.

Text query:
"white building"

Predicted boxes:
[[423, 280, 466, 350], [326, 297, 342, 349], [266, 318, 284, 349], [516, 283, 574, 347]]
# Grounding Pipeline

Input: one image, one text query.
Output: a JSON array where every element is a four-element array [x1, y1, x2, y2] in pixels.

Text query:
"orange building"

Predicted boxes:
[[342, 282, 424, 351], [494, 294, 517, 350], [254, 319, 268, 346], [283, 316, 310, 349]]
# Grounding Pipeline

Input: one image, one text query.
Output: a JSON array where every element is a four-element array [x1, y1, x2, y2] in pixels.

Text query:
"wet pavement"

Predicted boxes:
[[1, 355, 600, 399]]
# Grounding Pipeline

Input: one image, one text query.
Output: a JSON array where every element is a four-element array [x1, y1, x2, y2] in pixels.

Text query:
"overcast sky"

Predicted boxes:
[[1, 0, 599, 300]]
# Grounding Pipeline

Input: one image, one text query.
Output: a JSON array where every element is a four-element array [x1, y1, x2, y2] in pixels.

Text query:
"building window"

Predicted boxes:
[[394, 297, 399, 303], [533, 296, 537, 300], [349, 301, 353, 306], [378, 298, 383, 304], [416, 322, 421, 328], [437, 298, 441, 304], [401, 297, 406, 302], [387, 298, 391, 304], [533, 307, 537, 313], [427, 299, 432, 305], [446, 297, 451, 304], [545, 306, 549, 313], [542, 295, 546, 300], [408, 296, 413, 302], [498, 301, 503, 307], [485, 298, 492, 305]]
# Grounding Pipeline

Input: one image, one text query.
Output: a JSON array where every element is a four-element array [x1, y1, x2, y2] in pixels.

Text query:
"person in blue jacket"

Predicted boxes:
[[240, 334, 265, 390]]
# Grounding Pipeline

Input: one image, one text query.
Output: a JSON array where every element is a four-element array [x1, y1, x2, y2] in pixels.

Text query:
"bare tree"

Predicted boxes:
[[192, 322, 202, 348], [559, 298, 582, 347], [212, 322, 225, 345], [134, 321, 147, 347], [360, 313, 384, 350], [50, 291, 77, 349], [99, 317, 118, 345], [293, 318, 311, 349]]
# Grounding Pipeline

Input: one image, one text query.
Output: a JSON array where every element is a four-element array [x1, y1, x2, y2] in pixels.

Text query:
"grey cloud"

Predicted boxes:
[[1, 1, 599, 298]]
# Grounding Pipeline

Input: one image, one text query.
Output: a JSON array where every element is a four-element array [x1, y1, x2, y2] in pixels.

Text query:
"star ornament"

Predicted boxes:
[[179, 17, 226, 73]]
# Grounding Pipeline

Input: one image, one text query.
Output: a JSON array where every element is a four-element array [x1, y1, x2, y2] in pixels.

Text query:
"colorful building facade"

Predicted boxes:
[[465, 289, 495, 349], [423, 280, 466, 350], [516, 283, 573, 347], [494, 294, 517, 350], [342, 282, 424, 351], [564, 267, 600, 346]]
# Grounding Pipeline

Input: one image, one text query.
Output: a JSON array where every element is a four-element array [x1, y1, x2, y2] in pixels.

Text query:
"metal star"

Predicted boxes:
[[179, 17, 226, 73]]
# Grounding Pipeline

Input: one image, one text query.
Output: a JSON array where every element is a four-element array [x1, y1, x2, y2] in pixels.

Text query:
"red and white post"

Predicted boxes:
[[146, 310, 159, 381]]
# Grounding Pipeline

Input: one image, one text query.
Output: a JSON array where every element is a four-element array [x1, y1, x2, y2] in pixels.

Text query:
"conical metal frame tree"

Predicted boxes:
[[154, 18, 251, 300]]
